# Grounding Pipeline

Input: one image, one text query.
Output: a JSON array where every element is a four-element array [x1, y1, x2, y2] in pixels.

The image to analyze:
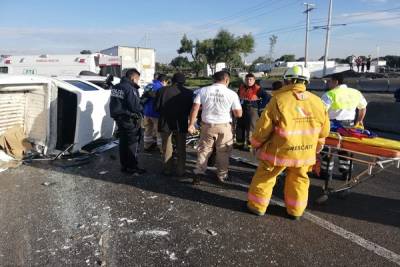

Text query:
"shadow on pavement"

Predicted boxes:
[[26, 148, 400, 227]]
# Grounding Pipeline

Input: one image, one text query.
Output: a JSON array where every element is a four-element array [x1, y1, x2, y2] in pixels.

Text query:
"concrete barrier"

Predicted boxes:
[[259, 78, 400, 94], [345, 78, 360, 90], [358, 79, 389, 92], [308, 79, 327, 91], [365, 102, 400, 134], [388, 78, 400, 93]]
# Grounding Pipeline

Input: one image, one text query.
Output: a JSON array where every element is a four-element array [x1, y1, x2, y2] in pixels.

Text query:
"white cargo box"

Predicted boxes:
[[0, 75, 115, 155]]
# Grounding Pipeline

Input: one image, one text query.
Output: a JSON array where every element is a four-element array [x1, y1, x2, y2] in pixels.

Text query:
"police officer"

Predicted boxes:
[[110, 69, 146, 175]]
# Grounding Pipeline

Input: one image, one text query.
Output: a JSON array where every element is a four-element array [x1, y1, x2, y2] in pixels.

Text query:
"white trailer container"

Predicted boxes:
[[100, 46, 155, 86], [0, 75, 115, 155], [0, 54, 121, 78]]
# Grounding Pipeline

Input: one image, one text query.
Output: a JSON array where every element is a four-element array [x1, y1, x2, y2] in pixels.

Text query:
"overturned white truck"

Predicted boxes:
[[0, 75, 115, 156]]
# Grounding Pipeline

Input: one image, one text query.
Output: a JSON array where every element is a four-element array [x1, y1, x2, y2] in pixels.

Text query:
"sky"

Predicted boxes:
[[0, 0, 399, 63]]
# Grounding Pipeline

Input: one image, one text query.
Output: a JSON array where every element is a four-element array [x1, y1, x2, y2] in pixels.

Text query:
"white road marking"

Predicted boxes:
[[271, 199, 400, 266]]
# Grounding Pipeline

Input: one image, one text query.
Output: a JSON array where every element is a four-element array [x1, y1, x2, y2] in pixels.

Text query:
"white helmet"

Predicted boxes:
[[283, 65, 310, 82]]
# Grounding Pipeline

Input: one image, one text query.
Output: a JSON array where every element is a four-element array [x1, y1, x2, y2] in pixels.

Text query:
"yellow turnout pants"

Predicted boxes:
[[247, 160, 310, 217]]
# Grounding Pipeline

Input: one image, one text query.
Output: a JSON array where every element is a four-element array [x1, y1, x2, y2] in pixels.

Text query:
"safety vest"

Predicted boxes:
[[238, 84, 260, 101], [325, 86, 364, 111], [251, 83, 330, 167]]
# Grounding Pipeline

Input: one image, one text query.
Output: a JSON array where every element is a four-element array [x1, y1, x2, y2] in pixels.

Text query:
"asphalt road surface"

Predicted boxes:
[[0, 143, 399, 266]]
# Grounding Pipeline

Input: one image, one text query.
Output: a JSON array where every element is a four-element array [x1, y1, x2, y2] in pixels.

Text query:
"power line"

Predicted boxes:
[[194, 0, 280, 29], [190, 0, 297, 38], [254, 9, 400, 38], [310, 6, 400, 23], [211, 0, 300, 30]]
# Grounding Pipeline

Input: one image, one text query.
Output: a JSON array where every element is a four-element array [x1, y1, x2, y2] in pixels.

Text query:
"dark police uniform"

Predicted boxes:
[[109, 77, 143, 170]]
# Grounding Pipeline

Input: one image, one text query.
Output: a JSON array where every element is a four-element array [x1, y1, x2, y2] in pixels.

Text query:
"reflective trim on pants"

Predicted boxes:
[[248, 193, 270, 206], [258, 151, 315, 167], [247, 161, 310, 217]]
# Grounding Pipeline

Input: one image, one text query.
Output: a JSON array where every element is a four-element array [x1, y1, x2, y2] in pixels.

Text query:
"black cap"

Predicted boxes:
[[172, 73, 186, 84]]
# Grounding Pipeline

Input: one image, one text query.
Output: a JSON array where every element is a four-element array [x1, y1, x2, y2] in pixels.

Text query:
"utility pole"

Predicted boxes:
[[304, 3, 315, 68], [376, 45, 380, 62], [322, 0, 333, 77]]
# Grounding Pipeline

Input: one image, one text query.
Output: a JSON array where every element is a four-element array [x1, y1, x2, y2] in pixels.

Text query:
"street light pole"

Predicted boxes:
[[304, 3, 315, 68], [322, 0, 333, 77]]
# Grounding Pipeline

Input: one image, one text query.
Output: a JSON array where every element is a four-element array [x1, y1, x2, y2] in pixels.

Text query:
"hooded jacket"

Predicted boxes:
[[251, 83, 330, 167], [143, 79, 164, 118]]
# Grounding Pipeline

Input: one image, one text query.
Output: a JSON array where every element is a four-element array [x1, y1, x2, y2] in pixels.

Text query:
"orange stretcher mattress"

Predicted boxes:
[[325, 137, 400, 158]]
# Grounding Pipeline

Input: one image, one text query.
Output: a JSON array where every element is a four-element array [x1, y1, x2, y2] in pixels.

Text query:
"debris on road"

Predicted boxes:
[[41, 181, 56, 187], [118, 218, 137, 225], [0, 150, 20, 172], [82, 234, 95, 240], [166, 250, 178, 261], [135, 230, 169, 238], [206, 229, 218, 236]]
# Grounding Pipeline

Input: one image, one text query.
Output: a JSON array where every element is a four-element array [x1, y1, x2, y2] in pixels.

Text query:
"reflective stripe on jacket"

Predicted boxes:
[[251, 83, 330, 167]]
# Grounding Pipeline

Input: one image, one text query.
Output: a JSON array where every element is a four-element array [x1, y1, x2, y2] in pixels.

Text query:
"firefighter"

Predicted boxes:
[[320, 73, 367, 181], [247, 66, 330, 220], [235, 73, 268, 151], [109, 68, 146, 175]]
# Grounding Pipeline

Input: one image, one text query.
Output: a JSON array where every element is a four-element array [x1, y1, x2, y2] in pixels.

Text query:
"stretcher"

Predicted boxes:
[[316, 132, 400, 203]]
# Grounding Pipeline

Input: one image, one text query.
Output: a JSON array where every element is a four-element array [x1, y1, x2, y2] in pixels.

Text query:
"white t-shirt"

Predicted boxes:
[[194, 83, 242, 124]]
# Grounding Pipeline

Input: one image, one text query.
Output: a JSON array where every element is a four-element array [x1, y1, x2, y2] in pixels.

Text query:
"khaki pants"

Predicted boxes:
[[247, 161, 310, 217], [161, 131, 187, 176], [143, 116, 161, 149], [194, 123, 233, 179]]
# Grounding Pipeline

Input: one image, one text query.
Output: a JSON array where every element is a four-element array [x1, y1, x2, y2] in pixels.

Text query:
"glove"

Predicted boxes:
[[355, 122, 364, 129]]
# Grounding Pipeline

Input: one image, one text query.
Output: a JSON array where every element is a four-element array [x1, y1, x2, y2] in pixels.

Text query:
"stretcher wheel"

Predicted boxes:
[[315, 194, 329, 204]]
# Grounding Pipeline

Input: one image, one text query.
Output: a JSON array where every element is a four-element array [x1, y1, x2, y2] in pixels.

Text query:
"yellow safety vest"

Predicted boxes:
[[325, 87, 363, 110]]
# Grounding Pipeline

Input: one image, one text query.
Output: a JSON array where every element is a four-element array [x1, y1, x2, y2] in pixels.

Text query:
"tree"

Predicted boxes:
[[252, 56, 268, 64], [177, 35, 206, 77], [383, 55, 400, 68], [170, 56, 190, 70], [268, 35, 278, 61], [213, 30, 254, 71], [276, 54, 296, 62], [80, 50, 92, 54], [156, 62, 173, 74], [177, 30, 254, 75]]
